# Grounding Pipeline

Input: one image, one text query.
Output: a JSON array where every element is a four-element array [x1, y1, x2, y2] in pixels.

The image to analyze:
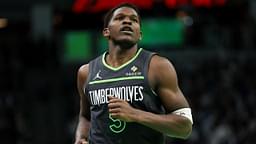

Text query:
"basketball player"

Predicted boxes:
[[74, 3, 193, 144]]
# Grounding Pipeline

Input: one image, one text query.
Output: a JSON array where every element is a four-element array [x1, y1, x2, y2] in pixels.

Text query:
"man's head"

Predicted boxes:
[[102, 3, 142, 48], [103, 3, 141, 28]]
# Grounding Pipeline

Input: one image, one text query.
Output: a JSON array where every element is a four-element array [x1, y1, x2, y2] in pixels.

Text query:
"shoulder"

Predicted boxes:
[[78, 64, 89, 74], [77, 53, 103, 80], [77, 64, 89, 82], [150, 55, 177, 74], [149, 55, 178, 86]]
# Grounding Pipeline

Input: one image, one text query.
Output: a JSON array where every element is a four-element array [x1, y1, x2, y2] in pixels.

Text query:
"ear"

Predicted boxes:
[[103, 28, 110, 37]]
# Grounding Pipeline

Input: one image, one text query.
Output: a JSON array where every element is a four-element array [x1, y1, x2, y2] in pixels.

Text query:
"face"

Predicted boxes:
[[103, 7, 142, 48]]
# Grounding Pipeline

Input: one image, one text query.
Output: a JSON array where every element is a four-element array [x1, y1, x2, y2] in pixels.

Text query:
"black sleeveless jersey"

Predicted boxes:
[[85, 48, 166, 144]]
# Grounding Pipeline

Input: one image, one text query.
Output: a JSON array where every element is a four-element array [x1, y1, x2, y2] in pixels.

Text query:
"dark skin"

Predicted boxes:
[[75, 7, 192, 144]]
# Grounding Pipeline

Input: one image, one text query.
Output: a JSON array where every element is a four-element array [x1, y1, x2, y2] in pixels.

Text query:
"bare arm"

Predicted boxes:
[[74, 64, 91, 144], [108, 55, 192, 139], [138, 55, 192, 139]]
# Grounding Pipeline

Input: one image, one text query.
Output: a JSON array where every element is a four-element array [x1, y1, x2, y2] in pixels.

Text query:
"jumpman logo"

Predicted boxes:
[[93, 70, 102, 80]]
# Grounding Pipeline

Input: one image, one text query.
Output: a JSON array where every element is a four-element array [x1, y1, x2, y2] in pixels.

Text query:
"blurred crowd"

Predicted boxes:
[[170, 52, 256, 144]]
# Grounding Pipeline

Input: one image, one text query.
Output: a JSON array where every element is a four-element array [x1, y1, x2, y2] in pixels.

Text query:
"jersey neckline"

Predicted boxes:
[[102, 48, 143, 71]]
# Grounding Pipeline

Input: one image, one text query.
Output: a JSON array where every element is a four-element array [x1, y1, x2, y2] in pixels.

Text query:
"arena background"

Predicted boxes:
[[0, 0, 255, 144]]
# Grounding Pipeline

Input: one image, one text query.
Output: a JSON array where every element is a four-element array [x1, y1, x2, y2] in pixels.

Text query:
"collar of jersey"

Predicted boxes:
[[102, 48, 143, 71]]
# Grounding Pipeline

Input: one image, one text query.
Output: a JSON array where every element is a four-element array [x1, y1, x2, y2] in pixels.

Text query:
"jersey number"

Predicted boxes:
[[109, 114, 126, 133]]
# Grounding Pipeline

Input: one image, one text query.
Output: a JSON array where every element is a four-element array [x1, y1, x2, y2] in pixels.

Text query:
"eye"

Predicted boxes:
[[114, 16, 124, 21], [130, 16, 139, 23], [132, 18, 138, 23]]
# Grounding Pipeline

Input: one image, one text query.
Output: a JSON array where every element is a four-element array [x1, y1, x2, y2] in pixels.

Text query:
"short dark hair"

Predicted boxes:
[[103, 3, 141, 28]]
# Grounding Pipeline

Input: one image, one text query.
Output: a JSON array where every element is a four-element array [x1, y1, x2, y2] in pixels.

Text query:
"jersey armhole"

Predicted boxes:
[[83, 62, 93, 95], [143, 52, 158, 97]]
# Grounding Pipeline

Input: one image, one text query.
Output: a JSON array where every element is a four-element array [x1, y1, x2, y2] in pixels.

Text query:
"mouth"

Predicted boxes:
[[120, 26, 133, 34]]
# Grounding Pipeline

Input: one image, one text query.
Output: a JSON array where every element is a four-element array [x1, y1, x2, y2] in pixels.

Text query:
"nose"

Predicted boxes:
[[122, 17, 132, 25]]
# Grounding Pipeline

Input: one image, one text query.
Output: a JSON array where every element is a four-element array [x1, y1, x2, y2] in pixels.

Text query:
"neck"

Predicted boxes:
[[105, 41, 138, 68]]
